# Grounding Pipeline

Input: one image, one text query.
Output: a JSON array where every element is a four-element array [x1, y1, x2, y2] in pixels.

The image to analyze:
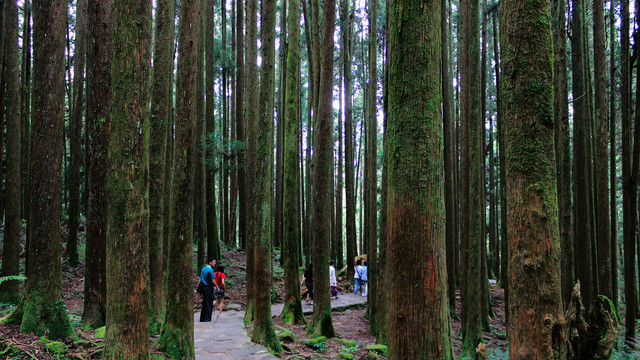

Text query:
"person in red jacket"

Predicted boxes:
[[214, 265, 226, 314]]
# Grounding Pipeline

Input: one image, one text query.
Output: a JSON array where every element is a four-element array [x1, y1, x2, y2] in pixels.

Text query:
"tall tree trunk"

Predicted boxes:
[[0, 0, 22, 305], [195, 0, 206, 268], [82, 0, 113, 328], [2, 0, 75, 340], [149, 0, 175, 334], [249, 0, 283, 352], [460, 0, 485, 354], [309, 0, 337, 338], [21, 0, 32, 224], [593, 0, 612, 301], [609, 0, 619, 312], [228, 0, 240, 248], [206, 0, 220, 262], [236, 0, 247, 252], [156, 0, 199, 358], [500, 0, 566, 357], [366, 0, 379, 334], [280, 0, 306, 326], [343, 0, 356, 280], [104, 0, 152, 355], [386, 1, 453, 358], [275, 0, 286, 259], [68, 0, 87, 268], [552, 0, 573, 309], [244, 0, 259, 324], [621, 0, 635, 340]]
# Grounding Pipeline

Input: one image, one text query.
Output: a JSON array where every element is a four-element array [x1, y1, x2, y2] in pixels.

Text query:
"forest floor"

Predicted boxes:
[[3, 226, 636, 359]]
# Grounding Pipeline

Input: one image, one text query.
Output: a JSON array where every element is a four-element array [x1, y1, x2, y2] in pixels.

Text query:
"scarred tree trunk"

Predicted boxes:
[[156, 0, 199, 358], [500, 0, 566, 357], [385, 0, 453, 358], [309, 0, 337, 338], [1, 0, 75, 340], [103, 0, 152, 356]]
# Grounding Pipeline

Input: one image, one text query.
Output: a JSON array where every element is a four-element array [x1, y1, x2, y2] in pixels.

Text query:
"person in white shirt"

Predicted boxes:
[[329, 260, 339, 299], [360, 261, 368, 297]]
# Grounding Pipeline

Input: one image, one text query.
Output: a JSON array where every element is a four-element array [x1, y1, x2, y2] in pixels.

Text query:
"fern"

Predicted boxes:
[[0, 275, 26, 286]]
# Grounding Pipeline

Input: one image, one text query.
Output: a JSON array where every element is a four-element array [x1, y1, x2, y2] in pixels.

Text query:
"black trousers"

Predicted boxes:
[[200, 286, 214, 322]]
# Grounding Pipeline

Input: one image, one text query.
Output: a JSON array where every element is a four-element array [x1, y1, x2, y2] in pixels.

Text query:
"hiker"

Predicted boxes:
[[198, 257, 219, 322], [213, 265, 226, 314], [360, 261, 368, 297], [329, 260, 339, 299], [354, 259, 363, 294], [302, 262, 313, 303]]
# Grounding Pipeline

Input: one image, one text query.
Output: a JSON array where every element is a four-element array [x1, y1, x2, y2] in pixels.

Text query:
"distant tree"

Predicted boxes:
[[385, 0, 454, 357], [83, 0, 113, 328], [0, 0, 23, 305], [500, 0, 566, 356], [103, 0, 152, 356], [2, 0, 75, 339], [156, 0, 199, 359]]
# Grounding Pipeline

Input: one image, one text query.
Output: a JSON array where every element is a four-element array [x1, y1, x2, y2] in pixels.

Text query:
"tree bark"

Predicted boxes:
[[500, 0, 566, 356], [103, 0, 152, 356], [343, 0, 356, 281], [609, 0, 619, 312], [195, 0, 206, 268]]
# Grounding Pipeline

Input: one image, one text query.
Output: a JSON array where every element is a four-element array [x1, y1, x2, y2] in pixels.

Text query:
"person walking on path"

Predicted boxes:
[[354, 259, 363, 294], [329, 260, 339, 299], [360, 261, 368, 297], [213, 265, 226, 314], [198, 257, 219, 322]]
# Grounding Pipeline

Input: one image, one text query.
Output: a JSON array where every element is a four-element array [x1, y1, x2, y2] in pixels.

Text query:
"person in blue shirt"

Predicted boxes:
[[198, 257, 219, 322]]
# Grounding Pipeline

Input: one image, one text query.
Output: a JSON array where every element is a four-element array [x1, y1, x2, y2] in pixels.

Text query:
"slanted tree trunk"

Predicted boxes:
[[103, 0, 152, 356], [67, 0, 87, 268], [156, 0, 199, 358], [149, 0, 175, 334], [0, 0, 23, 305], [82, 0, 113, 328], [280, 0, 307, 326], [1, 0, 75, 340], [385, 0, 453, 358], [500, 0, 566, 357], [309, 0, 337, 338]]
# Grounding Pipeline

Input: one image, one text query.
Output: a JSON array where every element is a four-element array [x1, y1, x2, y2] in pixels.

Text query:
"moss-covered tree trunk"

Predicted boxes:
[[280, 0, 307, 327], [82, 0, 113, 328], [552, 0, 573, 309], [500, 0, 566, 357], [385, 0, 453, 358], [0, 0, 22, 305], [459, 0, 485, 354], [103, 0, 152, 356], [309, 0, 337, 339], [2, 0, 75, 340], [149, 0, 174, 335], [156, 0, 199, 359], [205, 0, 220, 262], [68, 0, 86, 268], [248, 0, 282, 352]]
